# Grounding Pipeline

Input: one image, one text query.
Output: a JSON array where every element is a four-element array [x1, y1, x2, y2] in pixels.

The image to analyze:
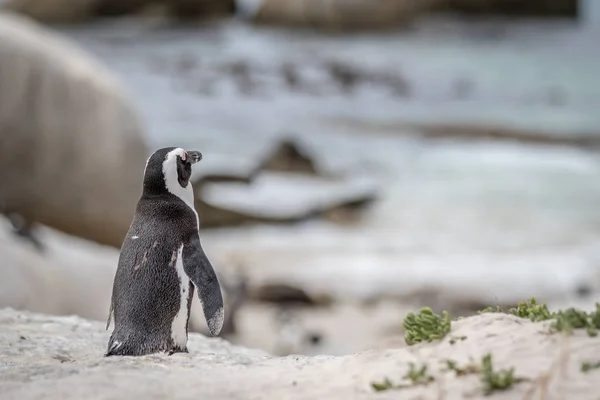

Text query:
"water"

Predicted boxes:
[[52, 12, 600, 303]]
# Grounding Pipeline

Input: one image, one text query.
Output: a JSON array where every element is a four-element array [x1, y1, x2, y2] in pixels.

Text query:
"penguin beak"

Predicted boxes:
[[187, 151, 202, 164]]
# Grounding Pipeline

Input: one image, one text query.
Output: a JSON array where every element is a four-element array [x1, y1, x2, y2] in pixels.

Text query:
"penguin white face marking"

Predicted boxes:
[[162, 148, 202, 214]]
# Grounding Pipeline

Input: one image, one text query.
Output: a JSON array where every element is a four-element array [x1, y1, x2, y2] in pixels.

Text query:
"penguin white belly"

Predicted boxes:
[[171, 244, 190, 348]]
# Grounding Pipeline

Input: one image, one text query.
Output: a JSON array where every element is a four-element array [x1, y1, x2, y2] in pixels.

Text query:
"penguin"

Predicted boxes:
[[105, 146, 224, 357]]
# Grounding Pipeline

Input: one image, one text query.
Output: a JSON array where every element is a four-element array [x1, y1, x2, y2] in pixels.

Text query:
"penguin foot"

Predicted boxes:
[[167, 346, 188, 356]]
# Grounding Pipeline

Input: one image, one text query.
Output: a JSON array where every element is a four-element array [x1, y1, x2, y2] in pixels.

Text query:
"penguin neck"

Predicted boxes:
[[165, 180, 195, 212], [161, 158, 196, 213]]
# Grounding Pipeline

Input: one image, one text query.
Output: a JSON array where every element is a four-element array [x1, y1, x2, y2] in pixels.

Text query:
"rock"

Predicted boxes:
[[199, 172, 379, 223], [256, 137, 320, 176], [246, 0, 445, 31], [250, 283, 334, 307], [215, 271, 249, 336], [188, 148, 379, 228], [1, 308, 600, 399], [436, 0, 579, 18], [164, 0, 235, 20], [1, 0, 235, 23], [0, 11, 149, 248], [1, 0, 99, 23], [190, 140, 380, 228], [0, 216, 118, 321]]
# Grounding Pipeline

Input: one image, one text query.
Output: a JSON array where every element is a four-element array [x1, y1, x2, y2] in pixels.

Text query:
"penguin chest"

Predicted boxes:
[[171, 244, 191, 348]]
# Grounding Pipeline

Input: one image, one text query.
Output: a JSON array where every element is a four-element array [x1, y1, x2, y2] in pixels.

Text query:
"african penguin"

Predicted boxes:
[[105, 147, 224, 356]]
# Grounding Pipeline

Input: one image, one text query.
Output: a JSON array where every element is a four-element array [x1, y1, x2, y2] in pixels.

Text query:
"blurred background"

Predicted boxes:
[[1, 0, 600, 357]]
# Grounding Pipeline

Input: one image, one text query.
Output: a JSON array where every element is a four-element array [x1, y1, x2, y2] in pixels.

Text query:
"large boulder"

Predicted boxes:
[[1, 0, 234, 23], [239, 0, 579, 31], [0, 11, 149, 248], [0, 0, 99, 23], [243, 0, 445, 31], [437, 0, 579, 18]]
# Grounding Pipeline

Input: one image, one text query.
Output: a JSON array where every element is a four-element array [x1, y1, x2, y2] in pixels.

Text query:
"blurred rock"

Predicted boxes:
[[217, 271, 249, 336], [1, 0, 234, 24], [0, 216, 118, 321], [199, 172, 379, 224], [437, 0, 579, 18], [166, 0, 235, 21], [1, 0, 98, 23], [6, 213, 45, 253], [0, 12, 149, 248], [250, 283, 334, 307], [247, 0, 445, 31], [257, 137, 319, 176], [190, 143, 378, 228]]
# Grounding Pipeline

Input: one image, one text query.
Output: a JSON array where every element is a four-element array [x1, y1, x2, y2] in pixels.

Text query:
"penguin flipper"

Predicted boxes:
[[106, 300, 114, 330], [182, 234, 224, 337]]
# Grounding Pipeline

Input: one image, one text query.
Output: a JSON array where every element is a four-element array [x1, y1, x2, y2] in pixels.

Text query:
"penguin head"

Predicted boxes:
[[142, 147, 202, 198]]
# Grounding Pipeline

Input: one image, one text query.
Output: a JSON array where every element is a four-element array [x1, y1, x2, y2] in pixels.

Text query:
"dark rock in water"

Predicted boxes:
[[194, 198, 261, 228], [251, 284, 333, 307], [167, 0, 235, 20], [249, 0, 445, 31], [199, 172, 379, 226], [435, 0, 579, 18], [190, 141, 378, 228], [257, 137, 319, 176], [324, 60, 362, 94]]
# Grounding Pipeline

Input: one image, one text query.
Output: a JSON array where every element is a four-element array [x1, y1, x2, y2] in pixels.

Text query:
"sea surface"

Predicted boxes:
[[52, 4, 600, 305]]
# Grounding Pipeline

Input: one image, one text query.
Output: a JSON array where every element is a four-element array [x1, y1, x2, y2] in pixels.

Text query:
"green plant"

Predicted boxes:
[[370, 363, 435, 392], [403, 307, 451, 346], [581, 361, 600, 373], [589, 303, 600, 330], [508, 298, 553, 322], [481, 354, 526, 396], [551, 308, 592, 335], [442, 354, 526, 395], [442, 358, 481, 376], [403, 362, 435, 385], [371, 378, 396, 392], [478, 306, 504, 314]]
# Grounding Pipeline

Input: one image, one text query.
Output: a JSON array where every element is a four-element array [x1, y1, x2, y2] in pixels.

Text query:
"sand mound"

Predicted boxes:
[[1, 308, 599, 399]]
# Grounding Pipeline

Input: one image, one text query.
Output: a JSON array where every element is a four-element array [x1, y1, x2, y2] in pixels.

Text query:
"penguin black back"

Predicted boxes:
[[106, 147, 224, 357]]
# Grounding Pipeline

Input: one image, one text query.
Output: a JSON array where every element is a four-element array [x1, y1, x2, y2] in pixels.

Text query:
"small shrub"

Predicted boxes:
[[481, 354, 526, 396], [370, 363, 434, 392], [589, 303, 600, 330], [551, 308, 591, 334], [442, 358, 481, 376], [478, 306, 504, 314], [403, 362, 435, 385], [581, 361, 600, 373], [371, 378, 396, 392], [403, 307, 451, 346], [442, 354, 526, 395], [478, 298, 600, 337], [508, 298, 553, 322]]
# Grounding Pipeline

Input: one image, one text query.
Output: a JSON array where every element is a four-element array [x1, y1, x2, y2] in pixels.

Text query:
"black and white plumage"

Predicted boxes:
[[105, 147, 224, 357]]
